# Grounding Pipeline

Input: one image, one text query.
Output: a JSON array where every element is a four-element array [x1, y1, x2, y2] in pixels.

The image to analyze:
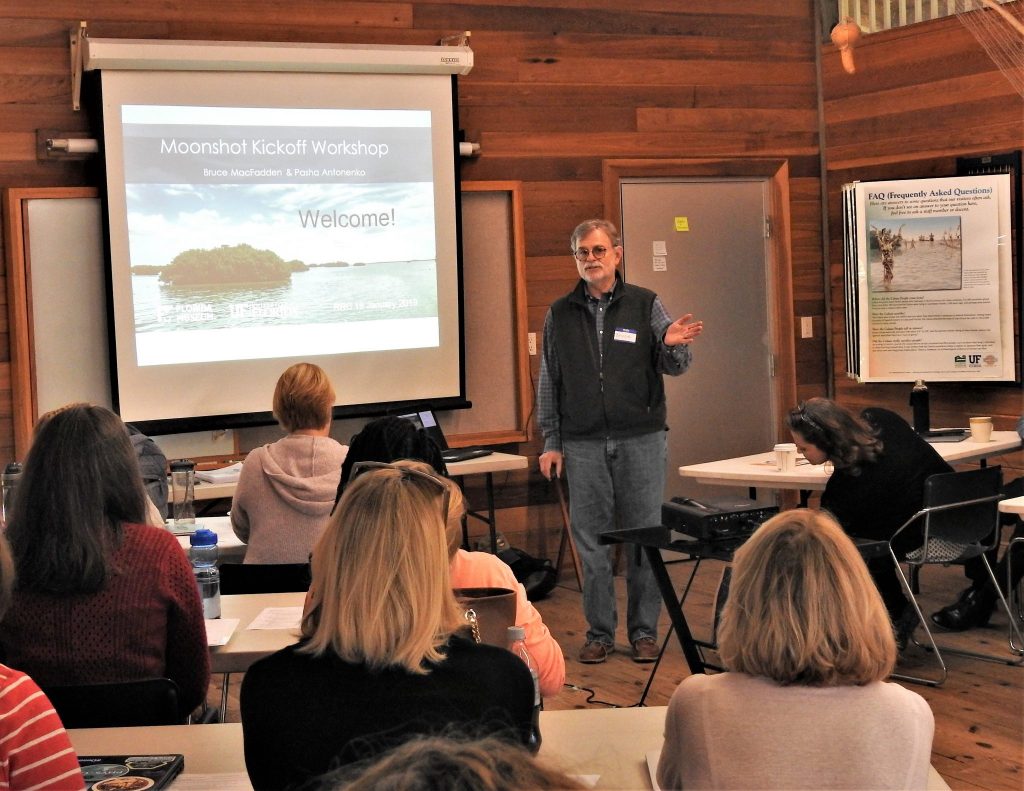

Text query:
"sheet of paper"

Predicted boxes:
[[646, 749, 663, 790], [204, 618, 239, 646], [196, 461, 244, 483], [171, 772, 253, 790], [247, 606, 303, 630]]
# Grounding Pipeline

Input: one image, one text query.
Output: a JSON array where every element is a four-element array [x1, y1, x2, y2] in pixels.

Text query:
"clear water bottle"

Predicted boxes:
[[507, 625, 541, 752], [1, 462, 22, 529], [189, 528, 220, 619], [170, 459, 196, 528]]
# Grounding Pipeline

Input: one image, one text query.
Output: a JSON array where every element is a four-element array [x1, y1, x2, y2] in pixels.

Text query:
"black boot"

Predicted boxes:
[[930, 586, 997, 631]]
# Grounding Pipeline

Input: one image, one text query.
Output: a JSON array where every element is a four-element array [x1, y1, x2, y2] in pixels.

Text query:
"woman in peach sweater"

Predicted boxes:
[[336, 421, 566, 698], [395, 461, 565, 698]]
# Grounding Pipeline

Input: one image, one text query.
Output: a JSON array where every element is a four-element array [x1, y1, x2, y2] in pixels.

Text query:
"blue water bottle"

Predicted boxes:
[[189, 528, 221, 619]]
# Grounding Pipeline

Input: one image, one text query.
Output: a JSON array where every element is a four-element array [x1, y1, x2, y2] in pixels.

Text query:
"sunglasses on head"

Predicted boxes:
[[348, 461, 451, 522]]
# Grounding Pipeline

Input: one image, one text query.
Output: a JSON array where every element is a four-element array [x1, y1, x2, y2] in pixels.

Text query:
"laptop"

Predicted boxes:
[[920, 427, 970, 443], [79, 754, 184, 790], [396, 409, 494, 463]]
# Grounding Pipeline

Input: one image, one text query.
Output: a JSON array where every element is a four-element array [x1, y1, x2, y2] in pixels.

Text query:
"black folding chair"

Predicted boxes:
[[219, 562, 312, 595], [43, 677, 181, 728], [889, 466, 1024, 686], [217, 562, 311, 718]]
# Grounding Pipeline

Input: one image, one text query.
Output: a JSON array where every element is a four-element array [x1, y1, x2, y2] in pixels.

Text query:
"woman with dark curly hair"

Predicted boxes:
[[333, 416, 447, 507], [786, 398, 951, 645]]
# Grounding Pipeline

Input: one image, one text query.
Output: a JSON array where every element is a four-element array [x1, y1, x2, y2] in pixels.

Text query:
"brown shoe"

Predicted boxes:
[[632, 637, 660, 663], [578, 641, 609, 664]]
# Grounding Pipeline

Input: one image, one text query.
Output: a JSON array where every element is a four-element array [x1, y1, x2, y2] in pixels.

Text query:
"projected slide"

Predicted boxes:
[[121, 105, 439, 367]]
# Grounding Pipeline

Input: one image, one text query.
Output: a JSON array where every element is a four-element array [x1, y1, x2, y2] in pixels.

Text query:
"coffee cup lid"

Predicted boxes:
[[774, 443, 797, 451]]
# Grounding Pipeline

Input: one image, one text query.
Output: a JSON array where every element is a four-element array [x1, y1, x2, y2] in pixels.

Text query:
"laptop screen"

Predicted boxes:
[[396, 410, 448, 451]]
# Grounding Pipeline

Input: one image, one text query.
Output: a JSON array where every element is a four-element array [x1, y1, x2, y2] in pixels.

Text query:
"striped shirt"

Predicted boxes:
[[0, 665, 84, 791]]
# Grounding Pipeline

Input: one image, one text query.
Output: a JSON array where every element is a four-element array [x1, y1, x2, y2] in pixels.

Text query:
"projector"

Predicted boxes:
[[662, 497, 778, 543]]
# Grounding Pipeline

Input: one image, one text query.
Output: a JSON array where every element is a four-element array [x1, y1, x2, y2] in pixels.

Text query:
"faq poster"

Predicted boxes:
[[851, 174, 1014, 382]]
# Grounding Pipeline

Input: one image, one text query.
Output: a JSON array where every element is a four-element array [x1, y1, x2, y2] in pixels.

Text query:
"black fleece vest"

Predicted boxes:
[[550, 281, 666, 440]]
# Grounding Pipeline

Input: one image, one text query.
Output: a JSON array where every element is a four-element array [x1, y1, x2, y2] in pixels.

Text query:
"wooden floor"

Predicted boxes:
[[210, 556, 1023, 790]]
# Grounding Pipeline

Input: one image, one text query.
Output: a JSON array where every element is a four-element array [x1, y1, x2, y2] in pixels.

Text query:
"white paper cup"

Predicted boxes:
[[969, 416, 993, 442], [774, 442, 798, 472]]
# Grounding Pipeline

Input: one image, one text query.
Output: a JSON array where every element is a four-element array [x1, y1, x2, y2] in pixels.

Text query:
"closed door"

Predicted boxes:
[[620, 178, 777, 505]]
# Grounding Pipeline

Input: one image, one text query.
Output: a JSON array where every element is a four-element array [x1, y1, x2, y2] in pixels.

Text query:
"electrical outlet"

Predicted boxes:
[[528, 332, 537, 355], [800, 316, 813, 339]]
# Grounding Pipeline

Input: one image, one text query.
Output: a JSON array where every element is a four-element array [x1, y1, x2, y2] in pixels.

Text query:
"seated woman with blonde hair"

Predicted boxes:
[[240, 463, 535, 791], [231, 362, 347, 564], [656, 509, 934, 791], [391, 460, 565, 698]]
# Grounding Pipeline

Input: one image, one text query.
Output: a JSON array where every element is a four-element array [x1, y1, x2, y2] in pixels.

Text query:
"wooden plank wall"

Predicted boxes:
[[820, 12, 1024, 483], [0, 0, 824, 549]]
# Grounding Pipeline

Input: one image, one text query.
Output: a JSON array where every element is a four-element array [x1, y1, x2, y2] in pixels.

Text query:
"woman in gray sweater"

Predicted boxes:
[[657, 509, 934, 790], [231, 362, 347, 564]]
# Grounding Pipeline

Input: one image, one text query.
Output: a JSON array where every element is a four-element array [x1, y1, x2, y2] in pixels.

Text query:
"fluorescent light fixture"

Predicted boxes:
[[83, 38, 473, 76]]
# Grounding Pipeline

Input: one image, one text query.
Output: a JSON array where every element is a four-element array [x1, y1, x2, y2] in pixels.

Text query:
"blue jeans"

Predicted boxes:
[[563, 431, 666, 646]]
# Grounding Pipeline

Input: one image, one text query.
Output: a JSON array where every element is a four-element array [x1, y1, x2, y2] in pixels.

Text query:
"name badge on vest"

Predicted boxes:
[[613, 328, 638, 344]]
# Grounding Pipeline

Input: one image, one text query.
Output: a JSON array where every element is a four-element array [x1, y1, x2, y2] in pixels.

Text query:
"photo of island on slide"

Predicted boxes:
[[128, 181, 438, 335]]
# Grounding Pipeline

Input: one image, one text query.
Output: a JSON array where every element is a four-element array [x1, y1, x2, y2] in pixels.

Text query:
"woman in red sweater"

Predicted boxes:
[[0, 403, 210, 720]]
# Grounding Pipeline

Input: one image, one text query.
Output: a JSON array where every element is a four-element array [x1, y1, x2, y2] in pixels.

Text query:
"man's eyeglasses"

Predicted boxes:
[[572, 245, 610, 263], [348, 461, 451, 522]]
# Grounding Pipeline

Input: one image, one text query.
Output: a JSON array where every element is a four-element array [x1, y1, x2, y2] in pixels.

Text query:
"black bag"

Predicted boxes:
[[497, 547, 557, 602]]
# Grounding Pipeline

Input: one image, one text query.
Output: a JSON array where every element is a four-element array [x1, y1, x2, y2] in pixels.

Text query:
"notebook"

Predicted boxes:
[[79, 754, 184, 790], [396, 409, 494, 463]]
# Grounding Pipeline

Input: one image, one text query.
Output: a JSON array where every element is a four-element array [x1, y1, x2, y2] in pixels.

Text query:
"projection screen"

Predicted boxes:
[[85, 39, 473, 433]]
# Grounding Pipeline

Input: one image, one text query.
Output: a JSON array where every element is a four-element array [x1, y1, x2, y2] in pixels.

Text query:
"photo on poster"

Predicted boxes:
[[866, 215, 963, 292]]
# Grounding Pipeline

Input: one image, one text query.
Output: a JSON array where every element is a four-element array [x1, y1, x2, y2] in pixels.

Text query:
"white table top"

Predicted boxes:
[[446, 450, 529, 476], [173, 515, 247, 562], [679, 430, 1022, 492], [192, 479, 238, 502], [188, 452, 528, 503], [69, 723, 247, 775], [67, 705, 949, 790], [210, 591, 305, 674], [1000, 495, 1024, 515]]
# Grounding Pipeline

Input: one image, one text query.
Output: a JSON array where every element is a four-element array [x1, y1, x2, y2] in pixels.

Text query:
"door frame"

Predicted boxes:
[[603, 157, 797, 441]]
